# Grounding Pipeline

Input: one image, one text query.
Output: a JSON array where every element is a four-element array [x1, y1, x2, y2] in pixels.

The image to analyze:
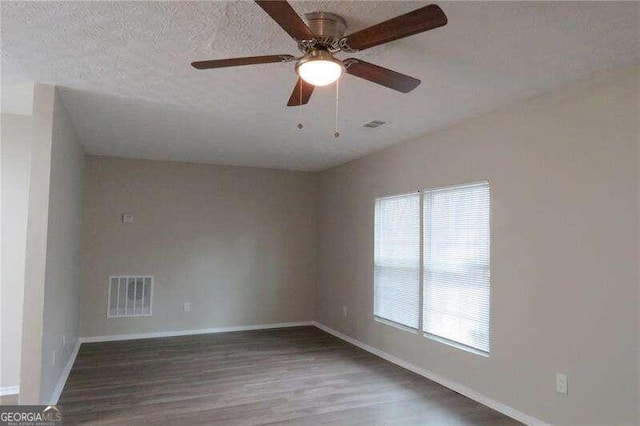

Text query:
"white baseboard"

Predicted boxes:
[[49, 339, 81, 405], [312, 321, 548, 426], [77, 321, 314, 344], [0, 386, 19, 396]]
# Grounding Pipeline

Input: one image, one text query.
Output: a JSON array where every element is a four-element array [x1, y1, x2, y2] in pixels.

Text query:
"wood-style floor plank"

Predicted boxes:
[[58, 326, 521, 425]]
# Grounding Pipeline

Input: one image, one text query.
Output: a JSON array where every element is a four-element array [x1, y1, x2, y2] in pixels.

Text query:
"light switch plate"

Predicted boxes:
[[122, 213, 134, 223]]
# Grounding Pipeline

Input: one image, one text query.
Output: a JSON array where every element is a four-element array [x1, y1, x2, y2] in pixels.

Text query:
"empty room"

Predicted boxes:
[[1, 1, 638, 425]]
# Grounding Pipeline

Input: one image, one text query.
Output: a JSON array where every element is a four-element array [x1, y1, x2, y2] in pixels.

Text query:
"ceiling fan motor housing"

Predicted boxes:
[[303, 11, 347, 42]]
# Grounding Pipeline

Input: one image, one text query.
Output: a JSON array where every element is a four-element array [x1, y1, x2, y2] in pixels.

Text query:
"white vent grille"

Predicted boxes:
[[362, 120, 386, 128], [108, 276, 153, 318]]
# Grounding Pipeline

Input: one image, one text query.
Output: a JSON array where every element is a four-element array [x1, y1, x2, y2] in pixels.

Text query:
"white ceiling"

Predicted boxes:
[[2, 1, 638, 171]]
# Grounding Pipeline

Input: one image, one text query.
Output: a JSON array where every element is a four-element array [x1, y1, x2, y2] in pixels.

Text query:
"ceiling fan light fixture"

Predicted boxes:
[[296, 51, 344, 87], [192, 2, 448, 105]]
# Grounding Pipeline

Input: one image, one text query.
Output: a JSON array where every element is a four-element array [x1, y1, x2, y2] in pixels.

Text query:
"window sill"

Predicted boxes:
[[374, 316, 419, 334], [423, 333, 490, 358]]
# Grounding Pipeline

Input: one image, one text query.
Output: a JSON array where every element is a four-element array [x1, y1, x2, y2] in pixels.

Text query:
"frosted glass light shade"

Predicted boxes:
[[297, 57, 343, 86]]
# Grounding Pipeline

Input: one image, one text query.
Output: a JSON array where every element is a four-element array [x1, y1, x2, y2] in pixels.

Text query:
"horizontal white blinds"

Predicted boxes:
[[374, 193, 421, 329], [423, 182, 491, 353]]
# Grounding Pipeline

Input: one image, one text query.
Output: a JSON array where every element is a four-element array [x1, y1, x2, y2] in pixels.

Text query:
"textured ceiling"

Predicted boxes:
[[2, 1, 639, 171]]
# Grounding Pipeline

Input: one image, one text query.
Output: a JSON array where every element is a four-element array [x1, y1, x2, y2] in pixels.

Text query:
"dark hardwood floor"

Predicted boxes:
[[59, 326, 520, 425]]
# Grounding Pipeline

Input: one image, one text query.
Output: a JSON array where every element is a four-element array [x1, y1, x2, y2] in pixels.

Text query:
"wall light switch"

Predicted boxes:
[[342, 306, 348, 318], [556, 372, 568, 395], [184, 302, 191, 312], [122, 213, 134, 223], [52, 350, 56, 366], [62, 334, 66, 349]]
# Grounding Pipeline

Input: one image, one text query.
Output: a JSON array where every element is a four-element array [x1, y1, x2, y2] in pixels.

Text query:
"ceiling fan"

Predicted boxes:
[[191, 1, 448, 107]]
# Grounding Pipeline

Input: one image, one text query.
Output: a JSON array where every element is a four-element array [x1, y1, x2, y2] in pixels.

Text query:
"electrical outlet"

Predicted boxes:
[[342, 306, 348, 318], [52, 350, 56, 366], [556, 372, 568, 395], [184, 302, 191, 312]]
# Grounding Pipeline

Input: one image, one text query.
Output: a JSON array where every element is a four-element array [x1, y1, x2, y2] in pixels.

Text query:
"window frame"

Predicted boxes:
[[373, 181, 491, 356]]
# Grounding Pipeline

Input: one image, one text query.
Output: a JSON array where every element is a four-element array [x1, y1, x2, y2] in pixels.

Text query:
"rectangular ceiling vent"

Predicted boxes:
[[362, 120, 386, 129]]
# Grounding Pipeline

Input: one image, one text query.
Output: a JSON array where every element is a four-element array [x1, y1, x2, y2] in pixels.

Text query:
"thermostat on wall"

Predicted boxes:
[[122, 213, 134, 223]]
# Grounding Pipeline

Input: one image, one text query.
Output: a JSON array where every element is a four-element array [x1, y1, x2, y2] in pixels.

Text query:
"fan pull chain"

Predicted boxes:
[[334, 78, 340, 138], [297, 81, 304, 129]]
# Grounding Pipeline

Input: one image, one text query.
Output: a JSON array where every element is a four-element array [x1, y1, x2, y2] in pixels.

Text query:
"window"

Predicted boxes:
[[374, 193, 421, 329], [108, 276, 153, 318], [374, 181, 491, 354], [423, 182, 490, 353]]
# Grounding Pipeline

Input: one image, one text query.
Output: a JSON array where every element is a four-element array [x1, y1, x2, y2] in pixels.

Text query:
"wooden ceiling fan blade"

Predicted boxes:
[[343, 5, 447, 51], [255, 1, 315, 41], [287, 78, 314, 107], [345, 59, 420, 93], [191, 55, 295, 69]]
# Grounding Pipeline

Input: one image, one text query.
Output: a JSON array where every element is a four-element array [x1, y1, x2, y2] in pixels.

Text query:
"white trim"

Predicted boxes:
[[0, 386, 19, 396], [376, 190, 421, 201], [312, 321, 548, 426], [78, 321, 314, 344], [423, 332, 489, 358], [49, 339, 81, 405], [374, 316, 418, 334], [423, 179, 490, 193], [418, 188, 425, 333]]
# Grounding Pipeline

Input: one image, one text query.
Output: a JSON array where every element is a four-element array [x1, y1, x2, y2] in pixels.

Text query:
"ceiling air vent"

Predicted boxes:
[[362, 120, 386, 129]]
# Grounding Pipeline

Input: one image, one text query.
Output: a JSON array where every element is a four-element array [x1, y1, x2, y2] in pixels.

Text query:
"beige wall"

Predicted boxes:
[[20, 85, 55, 403], [317, 68, 639, 425], [80, 157, 317, 337], [39, 91, 85, 402], [19, 86, 85, 403], [1, 113, 32, 389], [12, 68, 637, 422]]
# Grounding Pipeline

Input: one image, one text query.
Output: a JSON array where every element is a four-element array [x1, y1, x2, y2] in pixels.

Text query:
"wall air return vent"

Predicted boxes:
[[108, 276, 153, 318]]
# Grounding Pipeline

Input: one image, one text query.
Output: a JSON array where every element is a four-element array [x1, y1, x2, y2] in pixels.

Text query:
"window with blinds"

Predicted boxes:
[[373, 181, 491, 354], [423, 182, 491, 353], [374, 193, 421, 329], [108, 276, 153, 318]]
